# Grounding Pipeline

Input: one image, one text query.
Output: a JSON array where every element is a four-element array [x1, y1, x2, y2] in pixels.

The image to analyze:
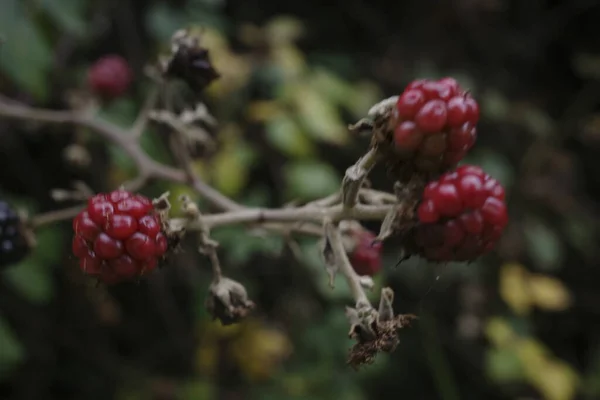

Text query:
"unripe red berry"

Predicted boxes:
[[349, 229, 382, 276], [88, 55, 132, 99], [413, 165, 508, 262], [71, 190, 168, 284], [389, 78, 481, 176]]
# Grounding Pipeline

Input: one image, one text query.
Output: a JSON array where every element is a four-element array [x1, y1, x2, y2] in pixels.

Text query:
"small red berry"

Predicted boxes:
[[430, 183, 462, 217], [394, 121, 424, 151], [415, 100, 447, 133], [414, 166, 508, 262], [418, 200, 439, 223], [464, 97, 480, 124], [349, 228, 382, 276], [72, 191, 167, 284], [397, 90, 426, 119], [421, 81, 452, 101], [103, 214, 138, 240], [437, 77, 461, 95], [419, 133, 447, 157], [446, 96, 469, 127], [88, 55, 132, 99]]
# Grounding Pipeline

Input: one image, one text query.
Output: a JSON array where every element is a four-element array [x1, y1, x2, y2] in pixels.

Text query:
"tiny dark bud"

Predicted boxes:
[[205, 277, 255, 325]]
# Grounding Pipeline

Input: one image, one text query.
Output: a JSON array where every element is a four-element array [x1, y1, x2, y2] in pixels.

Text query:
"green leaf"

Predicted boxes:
[[0, 317, 24, 379], [265, 114, 315, 158], [212, 226, 284, 264], [0, 0, 53, 100], [284, 161, 340, 200], [486, 347, 524, 383], [523, 218, 564, 272], [96, 98, 137, 128], [4, 259, 54, 304], [38, 0, 87, 36]]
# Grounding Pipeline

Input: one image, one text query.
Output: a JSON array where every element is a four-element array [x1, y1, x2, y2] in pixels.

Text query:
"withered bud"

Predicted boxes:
[[205, 277, 255, 325], [179, 194, 200, 218], [161, 28, 220, 93], [346, 288, 417, 369]]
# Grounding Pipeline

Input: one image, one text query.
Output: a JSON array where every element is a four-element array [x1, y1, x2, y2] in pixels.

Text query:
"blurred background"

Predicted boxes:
[[1, 0, 600, 399]]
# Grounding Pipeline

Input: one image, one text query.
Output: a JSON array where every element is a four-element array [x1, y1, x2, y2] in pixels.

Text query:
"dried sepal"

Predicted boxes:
[[374, 205, 400, 243], [320, 220, 338, 288], [205, 277, 255, 325], [346, 287, 418, 369]]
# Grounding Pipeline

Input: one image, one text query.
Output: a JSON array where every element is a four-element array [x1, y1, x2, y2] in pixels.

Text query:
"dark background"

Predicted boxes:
[[1, 0, 600, 399]]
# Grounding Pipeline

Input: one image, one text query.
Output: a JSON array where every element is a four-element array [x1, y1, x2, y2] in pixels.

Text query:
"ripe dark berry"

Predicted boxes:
[[349, 228, 383, 276], [72, 190, 167, 284], [88, 55, 132, 99], [412, 165, 508, 262], [0, 201, 29, 268], [390, 78, 481, 177]]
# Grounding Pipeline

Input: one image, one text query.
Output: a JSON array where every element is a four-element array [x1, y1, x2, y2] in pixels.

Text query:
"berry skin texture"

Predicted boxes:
[[88, 55, 132, 99], [392, 78, 480, 174], [0, 201, 29, 269], [414, 165, 508, 262], [72, 190, 166, 284], [349, 229, 383, 276]]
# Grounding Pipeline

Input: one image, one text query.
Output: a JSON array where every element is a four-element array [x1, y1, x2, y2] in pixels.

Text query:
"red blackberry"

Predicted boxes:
[[88, 55, 132, 99], [72, 190, 167, 284], [387, 78, 479, 179], [412, 165, 507, 262], [349, 228, 383, 276], [0, 200, 29, 268]]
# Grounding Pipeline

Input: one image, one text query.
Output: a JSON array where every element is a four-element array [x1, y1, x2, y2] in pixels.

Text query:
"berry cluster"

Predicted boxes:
[[88, 55, 132, 99], [390, 78, 479, 175], [349, 229, 382, 276], [0, 200, 29, 268], [72, 190, 168, 284], [413, 165, 507, 262]]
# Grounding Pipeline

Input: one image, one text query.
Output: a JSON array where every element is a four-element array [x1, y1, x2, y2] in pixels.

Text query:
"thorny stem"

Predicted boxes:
[[328, 223, 371, 307]]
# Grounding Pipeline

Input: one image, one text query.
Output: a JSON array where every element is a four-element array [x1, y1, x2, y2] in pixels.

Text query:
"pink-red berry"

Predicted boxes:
[[72, 190, 166, 284], [414, 165, 508, 262], [349, 229, 383, 276], [88, 55, 132, 99], [392, 78, 480, 173]]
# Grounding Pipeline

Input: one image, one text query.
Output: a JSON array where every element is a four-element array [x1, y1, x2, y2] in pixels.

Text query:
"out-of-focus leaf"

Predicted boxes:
[[0, 317, 24, 379], [528, 274, 572, 312], [563, 215, 596, 257], [345, 81, 383, 118], [288, 83, 348, 145], [523, 218, 564, 272], [145, 3, 187, 42], [486, 347, 524, 383], [531, 360, 579, 400], [179, 380, 215, 400], [211, 226, 284, 264], [265, 16, 304, 46], [230, 320, 293, 382], [572, 53, 600, 80], [211, 134, 256, 197], [0, 0, 53, 100], [265, 114, 315, 158], [499, 263, 532, 316], [309, 69, 356, 106], [271, 43, 307, 80], [39, 0, 87, 36], [284, 160, 340, 200], [481, 90, 511, 121], [4, 260, 54, 304], [246, 100, 282, 122], [484, 317, 516, 348], [96, 98, 137, 128], [465, 149, 514, 189]]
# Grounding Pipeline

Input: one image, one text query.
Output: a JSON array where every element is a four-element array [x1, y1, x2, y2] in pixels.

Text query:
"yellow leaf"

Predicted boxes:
[[516, 338, 550, 376], [499, 263, 532, 316], [164, 184, 199, 218], [529, 274, 572, 312], [265, 16, 305, 46], [484, 316, 517, 348], [246, 100, 283, 122], [271, 43, 307, 80], [229, 321, 293, 382], [210, 125, 254, 197], [286, 83, 348, 145], [196, 345, 217, 375], [528, 359, 580, 400]]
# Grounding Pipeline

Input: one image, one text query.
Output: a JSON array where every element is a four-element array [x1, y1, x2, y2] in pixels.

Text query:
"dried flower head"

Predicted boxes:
[[346, 288, 417, 369], [161, 28, 220, 92], [206, 277, 256, 325]]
